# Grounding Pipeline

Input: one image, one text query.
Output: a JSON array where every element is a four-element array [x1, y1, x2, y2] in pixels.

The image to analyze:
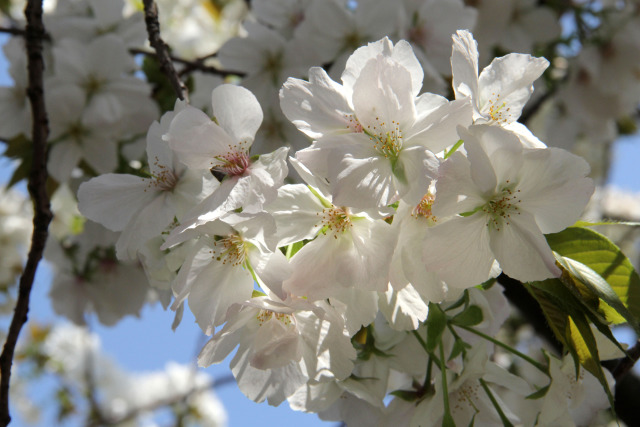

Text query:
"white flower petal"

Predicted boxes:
[[280, 68, 353, 139], [489, 210, 561, 282], [77, 174, 156, 231], [211, 84, 262, 144], [451, 29, 480, 101], [423, 215, 497, 289], [517, 147, 594, 234], [478, 53, 549, 121]]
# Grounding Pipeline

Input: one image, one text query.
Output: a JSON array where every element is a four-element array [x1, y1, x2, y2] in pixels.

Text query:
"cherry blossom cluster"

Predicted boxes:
[[74, 31, 605, 425], [1, 0, 639, 425]]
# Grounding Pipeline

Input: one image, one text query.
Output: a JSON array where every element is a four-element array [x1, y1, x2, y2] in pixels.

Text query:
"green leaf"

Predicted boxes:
[[448, 338, 468, 361], [555, 254, 640, 334], [390, 389, 422, 402], [546, 226, 640, 321], [526, 283, 615, 408], [525, 384, 550, 400], [566, 314, 615, 408], [529, 278, 624, 354], [573, 220, 640, 228], [285, 241, 305, 259], [444, 290, 470, 312], [426, 303, 447, 353], [450, 305, 483, 327], [442, 413, 456, 427]]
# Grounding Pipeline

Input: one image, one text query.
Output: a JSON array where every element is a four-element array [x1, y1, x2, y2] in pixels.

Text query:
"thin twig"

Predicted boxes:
[[0, 25, 51, 40], [0, 26, 26, 37], [613, 340, 640, 381], [0, 1, 53, 426], [128, 47, 243, 78], [141, 0, 189, 102], [520, 87, 556, 125], [91, 375, 236, 426]]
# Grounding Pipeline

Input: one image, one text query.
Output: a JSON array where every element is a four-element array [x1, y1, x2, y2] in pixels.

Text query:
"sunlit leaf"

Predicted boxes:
[[546, 227, 640, 320], [449, 305, 483, 327]]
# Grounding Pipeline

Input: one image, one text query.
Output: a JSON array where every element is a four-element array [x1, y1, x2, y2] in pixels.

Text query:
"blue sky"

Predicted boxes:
[[1, 30, 639, 426]]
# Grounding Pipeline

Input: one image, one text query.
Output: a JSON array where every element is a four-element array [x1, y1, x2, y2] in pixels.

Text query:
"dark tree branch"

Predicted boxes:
[[0, 1, 53, 426], [128, 47, 244, 78], [0, 26, 26, 37], [141, 0, 189, 102], [520, 87, 556, 126], [613, 340, 640, 381], [0, 25, 51, 40]]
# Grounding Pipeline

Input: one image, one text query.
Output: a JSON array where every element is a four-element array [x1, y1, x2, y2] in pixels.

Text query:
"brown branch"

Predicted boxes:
[[613, 340, 640, 381], [142, 0, 189, 102], [128, 47, 244, 78], [0, 25, 51, 40], [0, 1, 53, 426], [0, 26, 26, 37], [90, 375, 236, 426]]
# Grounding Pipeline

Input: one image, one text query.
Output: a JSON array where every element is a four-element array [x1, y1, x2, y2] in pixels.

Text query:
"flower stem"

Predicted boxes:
[[479, 378, 514, 427], [455, 324, 548, 374], [438, 341, 455, 427]]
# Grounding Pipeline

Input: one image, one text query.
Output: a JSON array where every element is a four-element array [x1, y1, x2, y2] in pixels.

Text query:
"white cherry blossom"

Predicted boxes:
[[163, 84, 288, 241], [424, 124, 594, 288], [77, 101, 218, 260], [198, 295, 355, 406], [451, 29, 549, 148]]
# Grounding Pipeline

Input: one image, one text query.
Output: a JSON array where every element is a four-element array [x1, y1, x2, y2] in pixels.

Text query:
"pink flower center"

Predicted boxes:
[[412, 193, 437, 222], [214, 148, 251, 177]]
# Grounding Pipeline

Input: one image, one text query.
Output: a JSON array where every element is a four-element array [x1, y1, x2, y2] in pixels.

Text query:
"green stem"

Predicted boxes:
[[439, 341, 455, 427], [412, 330, 428, 353], [444, 139, 464, 159], [455, 324, 548, 374], [423, 357, 433, 390], [479, 379, 514, 427]]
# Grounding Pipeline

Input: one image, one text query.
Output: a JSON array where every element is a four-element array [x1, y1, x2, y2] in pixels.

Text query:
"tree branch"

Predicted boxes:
[[0, 1, 53, 426], [141, 0, 189, 102], [613, 340, 640, 381], [128, 47, 244, 78], [0, 25, 51, 40], [90, 375, 236, 426]]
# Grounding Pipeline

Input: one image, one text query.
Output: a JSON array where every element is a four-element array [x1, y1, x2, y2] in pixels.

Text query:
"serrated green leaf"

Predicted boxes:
[[526, 282, 615, 409], [566, 314, 615, 409], [450, 305, 483, 327], [555, 254, 640, 334], [426, 303, 446, 353], [546, 227, 640, 321], [527, 281, 569, 346], [528, 279, 626, 357]]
